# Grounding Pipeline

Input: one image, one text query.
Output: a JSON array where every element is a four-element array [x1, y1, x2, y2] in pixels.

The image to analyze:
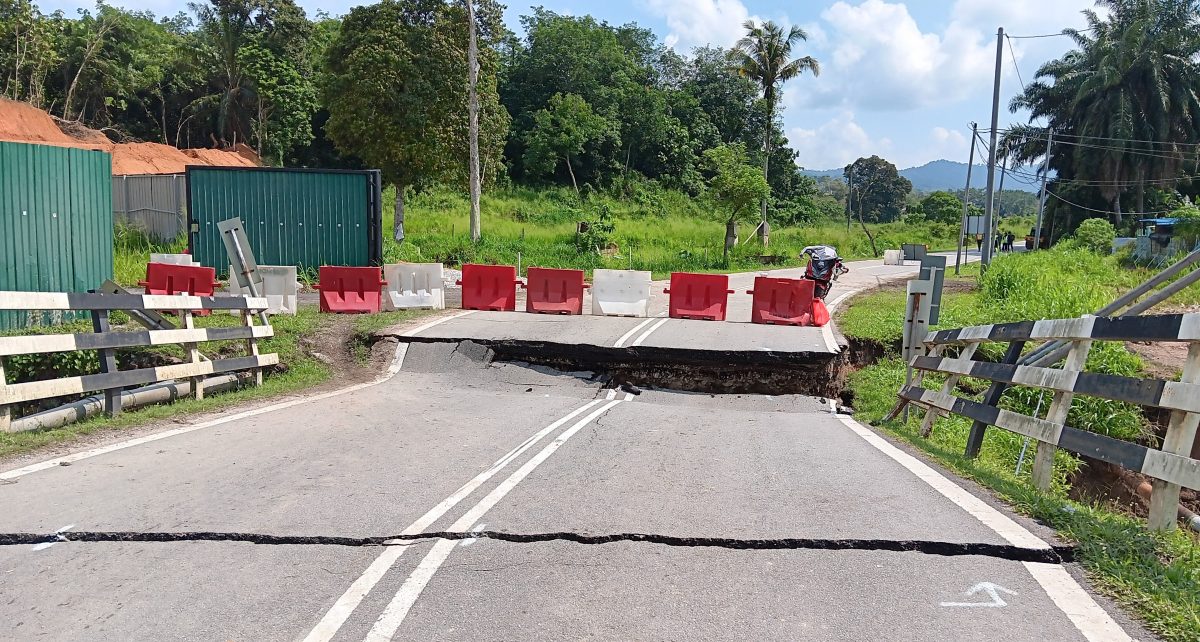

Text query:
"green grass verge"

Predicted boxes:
[[839, 247, 1200, 641], [1, 307, 436, 460]]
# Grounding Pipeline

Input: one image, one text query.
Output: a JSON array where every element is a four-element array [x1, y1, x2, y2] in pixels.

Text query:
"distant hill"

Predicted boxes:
[[801, 159, 1040, 194]]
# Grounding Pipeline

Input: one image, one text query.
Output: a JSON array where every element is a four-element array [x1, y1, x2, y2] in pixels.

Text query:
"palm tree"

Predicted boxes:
[[1010, 0, 1200, 227], [732, 20, 819, 246]]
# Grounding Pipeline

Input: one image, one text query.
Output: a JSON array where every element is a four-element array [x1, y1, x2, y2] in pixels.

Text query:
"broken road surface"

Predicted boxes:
[[0, 251, 1151, 641]]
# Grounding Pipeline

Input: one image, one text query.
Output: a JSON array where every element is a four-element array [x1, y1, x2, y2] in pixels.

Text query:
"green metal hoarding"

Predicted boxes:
[[0, 141, 114, 330], [186, 166, 383, 275]]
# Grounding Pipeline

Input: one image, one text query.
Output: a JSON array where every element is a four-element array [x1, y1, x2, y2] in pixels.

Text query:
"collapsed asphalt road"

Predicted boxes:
[[0, 251, 1151, 641]]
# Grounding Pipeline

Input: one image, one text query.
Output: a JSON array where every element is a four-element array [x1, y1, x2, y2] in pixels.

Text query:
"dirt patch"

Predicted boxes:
[[1126, 341, 1186, 380], [0, 98, 259, 175], [1070, 458, 1200, 517]]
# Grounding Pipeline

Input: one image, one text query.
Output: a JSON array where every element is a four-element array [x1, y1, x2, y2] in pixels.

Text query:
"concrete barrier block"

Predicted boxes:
[[883, 250, 903, 265], [228, 265, 299, 315], [384, 263, 446, 310], [591, 269, 651, 317]]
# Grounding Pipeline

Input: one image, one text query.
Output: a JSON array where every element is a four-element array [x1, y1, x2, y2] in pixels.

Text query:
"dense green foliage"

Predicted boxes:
[[2, 0, 835, 227], [1006, 0, 1200, 239], [1073, 218, 1118, 253]]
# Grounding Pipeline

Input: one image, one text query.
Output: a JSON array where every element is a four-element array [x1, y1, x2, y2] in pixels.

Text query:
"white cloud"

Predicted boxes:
[[789, 112, 892, 170], [800, 0, 995, 111], [950, 0, 1096, 34], [645, 0, 757, 51], [931, 126, 968, 159]]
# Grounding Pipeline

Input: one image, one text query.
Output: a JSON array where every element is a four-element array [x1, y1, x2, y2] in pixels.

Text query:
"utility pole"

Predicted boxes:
[[845, 165, 854, 234], [956, 122, 978, 275], [981, 27, 1004, 269], [995, 152, 1009, 248], [467, 0, 482, 243], [1033, 128, 1054, 251]]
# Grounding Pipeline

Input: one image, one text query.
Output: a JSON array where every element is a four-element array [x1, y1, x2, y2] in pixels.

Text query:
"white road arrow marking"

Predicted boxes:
[[940, 582, 1018, 608]]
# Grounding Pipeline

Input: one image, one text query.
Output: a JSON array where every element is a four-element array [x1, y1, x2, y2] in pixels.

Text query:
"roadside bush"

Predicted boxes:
[[1073, 218, 1117, 254]]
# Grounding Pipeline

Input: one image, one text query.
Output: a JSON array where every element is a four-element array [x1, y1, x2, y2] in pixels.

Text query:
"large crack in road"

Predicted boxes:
[[393, 336, 849, 397], [0, 530, 1073, 563]]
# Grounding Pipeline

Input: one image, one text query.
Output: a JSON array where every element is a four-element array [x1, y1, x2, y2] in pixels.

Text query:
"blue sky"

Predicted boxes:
[[41, 0, 1100, 173]]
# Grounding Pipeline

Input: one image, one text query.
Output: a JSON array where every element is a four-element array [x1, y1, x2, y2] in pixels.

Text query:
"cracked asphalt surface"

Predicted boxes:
[[0, 251, 1153, 641]]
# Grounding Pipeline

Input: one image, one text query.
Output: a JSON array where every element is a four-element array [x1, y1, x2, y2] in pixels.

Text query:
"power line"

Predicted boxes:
[[1007, 165, 1200, 188], [996, 126, 1200, 150], [1044, 188, 1177, 217], [1004, 35, 1027, 92], [1007, 27, 1096, 40]]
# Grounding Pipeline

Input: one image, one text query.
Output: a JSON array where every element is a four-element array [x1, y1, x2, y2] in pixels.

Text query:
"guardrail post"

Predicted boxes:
[[1148, 342, 1200, 530], [1031, 338, 1093, 491], [0, 358, 10, 432], [181, 309, 204, 400], [965, 340, 1026, 457], [921, 342, 980, 437], [242, 310, 264, 387], [90, 305, 122, 418]]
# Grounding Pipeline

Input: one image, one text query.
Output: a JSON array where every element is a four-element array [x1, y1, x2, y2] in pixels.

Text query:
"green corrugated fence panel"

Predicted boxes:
[[0, 142, 113, 331], [186, 167, 382, 276]]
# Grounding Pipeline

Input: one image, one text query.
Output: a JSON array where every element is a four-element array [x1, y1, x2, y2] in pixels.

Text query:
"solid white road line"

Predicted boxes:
[[836, 415, 1130, 642], [613, 317, 657, 348], [365, 399, 624, 641], [632, 317, 670, 347], [302, 399, 605, 642], [0, 309, 469, 482], [403, 310, 476, 337]]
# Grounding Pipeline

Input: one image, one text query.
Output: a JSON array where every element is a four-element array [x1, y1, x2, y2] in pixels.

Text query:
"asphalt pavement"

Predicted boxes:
[[0, 249, 1151, 641]]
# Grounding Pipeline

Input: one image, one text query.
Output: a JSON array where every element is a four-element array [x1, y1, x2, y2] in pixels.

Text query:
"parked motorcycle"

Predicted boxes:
[[801, 245, 849, 300]]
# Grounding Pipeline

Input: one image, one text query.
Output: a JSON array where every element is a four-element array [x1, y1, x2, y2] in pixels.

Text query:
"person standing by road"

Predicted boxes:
[[975, 233, 983, 252], [994, 232, 1002, 253], [1005, 231, 1015, 252]]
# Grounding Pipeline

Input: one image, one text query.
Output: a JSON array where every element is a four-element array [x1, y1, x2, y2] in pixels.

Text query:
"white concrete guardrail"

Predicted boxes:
[[0, 291, 277, 433], [900, 313, 1200, 531]]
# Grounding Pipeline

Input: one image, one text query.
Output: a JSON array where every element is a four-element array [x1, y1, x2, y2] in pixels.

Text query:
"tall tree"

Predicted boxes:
[[0, 0, 58, 107], [238, 42, 315, 163], [732, 20, 819, 246], [523, 92, 617, 193], [1009, 0, 1200, 228], [323, 0, 508, 241], [705, 143, 770, 258], [845, 156, 912, 255]]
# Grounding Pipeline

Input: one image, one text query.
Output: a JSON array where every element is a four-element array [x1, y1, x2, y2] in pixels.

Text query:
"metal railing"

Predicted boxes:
[[0, 291, 277, 433], [902, 314, 1200, 531]]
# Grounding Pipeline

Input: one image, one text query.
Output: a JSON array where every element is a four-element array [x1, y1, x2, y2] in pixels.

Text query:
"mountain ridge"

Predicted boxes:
[[801, 159, 1039, 193]]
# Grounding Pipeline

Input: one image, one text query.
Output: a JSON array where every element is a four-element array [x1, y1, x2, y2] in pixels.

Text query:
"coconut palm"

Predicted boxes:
[[731, 20, 819, 245], [1010, 0, 1200, 225]]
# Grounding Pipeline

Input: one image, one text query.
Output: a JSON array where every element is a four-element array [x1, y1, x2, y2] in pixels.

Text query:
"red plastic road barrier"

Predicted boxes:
[[457, 264, 521, 311], [139, 262, 219, 315], [664, 272, 733, 321], [316, 266, 385, 314], [746, 277, 815, 326], [524, 267, 588, 315], [812, 298, 831, 327]]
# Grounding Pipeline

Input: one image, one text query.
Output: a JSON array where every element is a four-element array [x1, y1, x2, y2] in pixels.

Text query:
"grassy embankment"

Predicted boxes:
[[838, 246, 1200, 641], [381, 186, 962, 278], [1, 304, 430, 459]]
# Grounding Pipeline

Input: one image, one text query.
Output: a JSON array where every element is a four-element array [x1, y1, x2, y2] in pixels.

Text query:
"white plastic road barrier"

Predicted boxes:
[[227, 264, 299, 315], [384, 263, 446, 310], [591, 269, 651, 317], [151, 253, 200, 267], [883, 249, 903, 265]]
